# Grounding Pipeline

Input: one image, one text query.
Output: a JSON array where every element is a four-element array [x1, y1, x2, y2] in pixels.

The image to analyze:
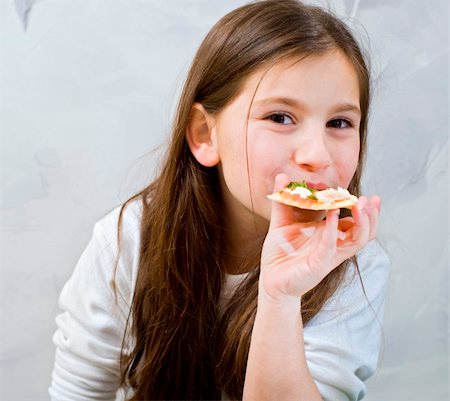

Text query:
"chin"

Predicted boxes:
[[252, 204, 272, 224]]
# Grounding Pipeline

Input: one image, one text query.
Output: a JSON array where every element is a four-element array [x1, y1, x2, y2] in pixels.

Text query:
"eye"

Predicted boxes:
[[327, 118, 353, 129], [266, 113, 294, 125]]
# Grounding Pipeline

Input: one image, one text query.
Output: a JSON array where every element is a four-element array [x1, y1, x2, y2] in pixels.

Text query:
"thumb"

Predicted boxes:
[[268, 173, 295, 230]]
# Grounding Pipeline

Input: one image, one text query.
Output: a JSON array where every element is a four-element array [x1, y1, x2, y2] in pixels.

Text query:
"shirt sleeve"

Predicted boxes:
[[303, 240, 391, 401], [49, 204, 141, 401]]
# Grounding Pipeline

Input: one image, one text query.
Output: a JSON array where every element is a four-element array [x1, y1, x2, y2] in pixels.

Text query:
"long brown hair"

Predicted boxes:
[[115, 1, 371, 399]]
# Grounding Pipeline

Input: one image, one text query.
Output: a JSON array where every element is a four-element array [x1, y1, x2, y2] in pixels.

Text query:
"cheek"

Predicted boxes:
[[247, 136, 285, 191], [336, 144, 360, 185], [247, 139, 286, 219], [217, 130, 252, 199], [215, 121, 247, 172]]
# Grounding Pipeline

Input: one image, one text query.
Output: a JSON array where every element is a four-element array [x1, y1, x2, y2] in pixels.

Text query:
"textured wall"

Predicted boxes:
[[0, 1, 448, 400]]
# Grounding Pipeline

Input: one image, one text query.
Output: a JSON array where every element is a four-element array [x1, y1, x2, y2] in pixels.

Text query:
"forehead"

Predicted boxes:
[[240, 50, 360, 107]]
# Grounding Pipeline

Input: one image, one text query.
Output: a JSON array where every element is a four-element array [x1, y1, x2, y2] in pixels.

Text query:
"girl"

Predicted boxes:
[[49, 1, 390, 400]]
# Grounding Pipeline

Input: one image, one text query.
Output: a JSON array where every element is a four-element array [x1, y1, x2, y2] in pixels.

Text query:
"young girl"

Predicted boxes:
[[49, 1, 390, 400]]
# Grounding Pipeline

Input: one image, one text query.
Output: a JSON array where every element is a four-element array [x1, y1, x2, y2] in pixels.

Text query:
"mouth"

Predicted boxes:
[[305, 181, 330, 190]]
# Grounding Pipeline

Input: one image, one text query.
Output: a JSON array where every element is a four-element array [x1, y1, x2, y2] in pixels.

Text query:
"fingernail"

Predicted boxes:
[[337, 230, 347, 240]]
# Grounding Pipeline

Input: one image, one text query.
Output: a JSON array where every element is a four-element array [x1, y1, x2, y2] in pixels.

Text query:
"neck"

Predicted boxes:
[[221, 194, 268, 276], [224, 231, 265, 275]]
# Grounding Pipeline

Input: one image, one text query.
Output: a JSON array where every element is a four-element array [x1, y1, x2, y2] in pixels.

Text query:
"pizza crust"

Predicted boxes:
[[267, 189, 357, 210]]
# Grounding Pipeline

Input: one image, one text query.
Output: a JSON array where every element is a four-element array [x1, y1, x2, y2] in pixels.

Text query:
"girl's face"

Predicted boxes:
[[212, 50, 361, 225]]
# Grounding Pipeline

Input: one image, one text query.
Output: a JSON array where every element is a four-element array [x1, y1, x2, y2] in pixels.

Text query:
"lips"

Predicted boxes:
[[305, 181, 330, 190]]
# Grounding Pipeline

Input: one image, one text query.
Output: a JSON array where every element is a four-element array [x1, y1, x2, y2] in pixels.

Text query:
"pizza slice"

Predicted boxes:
[[267, 180, 358, 210]]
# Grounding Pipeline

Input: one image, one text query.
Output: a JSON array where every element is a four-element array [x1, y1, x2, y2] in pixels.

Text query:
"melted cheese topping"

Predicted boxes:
[[315, 187, 357, 203], [288, 186, 312, 199]]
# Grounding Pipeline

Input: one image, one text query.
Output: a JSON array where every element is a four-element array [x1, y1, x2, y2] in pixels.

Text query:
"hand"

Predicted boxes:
[[259, 173, 380, 305]]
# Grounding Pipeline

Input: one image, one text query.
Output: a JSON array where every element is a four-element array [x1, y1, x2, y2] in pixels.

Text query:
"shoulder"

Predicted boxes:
[[91, 198, 144, 299], [60, 198, 144, 316], [85, 197, 144, 274], [308, 239, 391, 327], [356, 239, 390, 273], [50, 198, 144, 398], [94, 197, 143, 244], [325, 239, 391, 314], [352, 239, 391, 301], [303, 240, 391, 399]]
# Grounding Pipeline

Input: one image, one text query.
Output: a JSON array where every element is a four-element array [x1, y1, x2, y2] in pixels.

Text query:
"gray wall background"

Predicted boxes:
[[0, 0, 448, 400]]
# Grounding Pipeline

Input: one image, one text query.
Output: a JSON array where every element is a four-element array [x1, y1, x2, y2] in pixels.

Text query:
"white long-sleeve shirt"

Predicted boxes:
[[49, 200, 390, 401]]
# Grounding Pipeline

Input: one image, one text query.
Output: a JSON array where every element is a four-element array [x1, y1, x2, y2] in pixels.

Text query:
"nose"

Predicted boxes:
[[292, 130, 332, 172]]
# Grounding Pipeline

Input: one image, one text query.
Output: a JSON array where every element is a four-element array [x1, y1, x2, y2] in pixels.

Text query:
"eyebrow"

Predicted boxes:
[[252, 96, 361, 115], [253, 96, 301, 109]]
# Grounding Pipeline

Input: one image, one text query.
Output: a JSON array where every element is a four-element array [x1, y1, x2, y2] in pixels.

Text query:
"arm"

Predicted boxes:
[[49, 204, 141, 401], [244, 296, 322, 401], [243, 174, 381, 401]]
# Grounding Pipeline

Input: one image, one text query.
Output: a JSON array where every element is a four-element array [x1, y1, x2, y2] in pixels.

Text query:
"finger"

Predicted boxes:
[[338, 196, 380, 243], [268, 173, 296, 230], [351, 196, 370, 244], [370, 195, 381, 213], [366, 195, 381, 240], [316, 209, 339, 264]]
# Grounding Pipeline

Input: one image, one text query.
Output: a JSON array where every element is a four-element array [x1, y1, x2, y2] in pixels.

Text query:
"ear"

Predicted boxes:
[[186, 103, 220, 167]]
